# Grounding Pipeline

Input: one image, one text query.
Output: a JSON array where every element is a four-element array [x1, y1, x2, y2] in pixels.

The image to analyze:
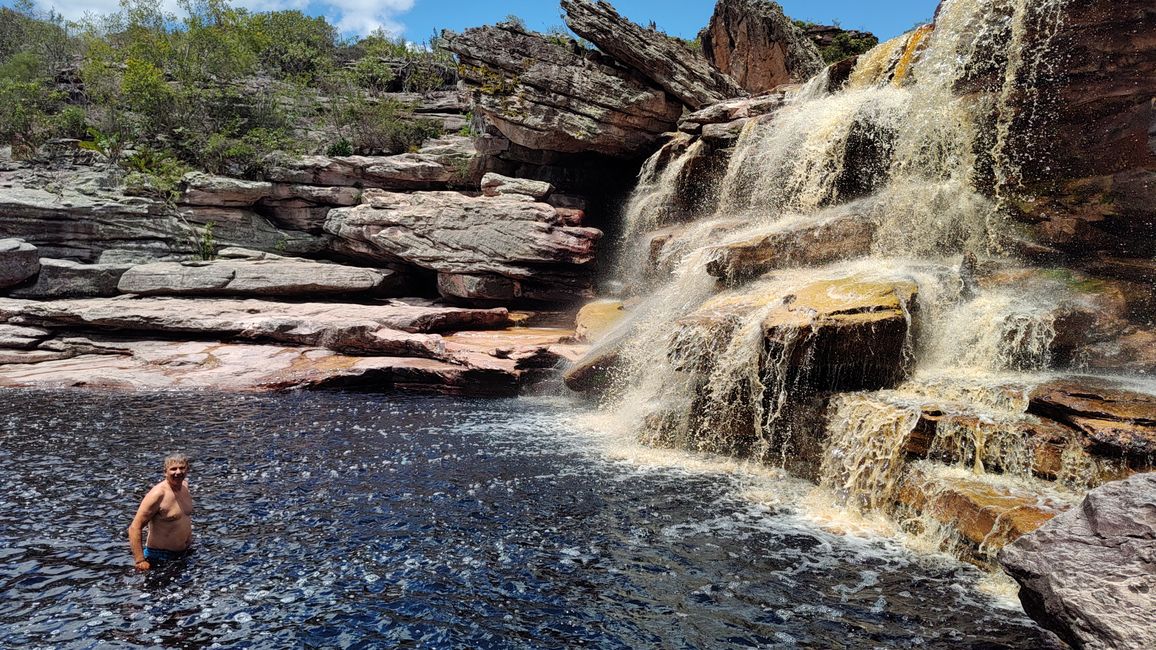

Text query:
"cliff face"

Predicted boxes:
[[699, 0, 825, 93]]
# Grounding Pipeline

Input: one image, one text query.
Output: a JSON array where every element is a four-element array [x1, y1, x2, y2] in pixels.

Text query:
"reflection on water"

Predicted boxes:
[[0, 390, 1055, 648]]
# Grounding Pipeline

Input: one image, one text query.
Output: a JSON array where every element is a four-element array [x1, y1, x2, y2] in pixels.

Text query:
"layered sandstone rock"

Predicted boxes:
[[698, 0, 825, 94], [325, 189, 602, 303], [1000, 472, 1156, 650], [0, 239, 40, 288], [561, 0, 745, 110], [1028, 378, 1156, 465], [703, 210, 878, 283], [117, 257, 398, 298], [445, 23, 683, 158], [8, 258, 131, 298], [1005, 0, 1156, 268], [0, 296, 511, 356]]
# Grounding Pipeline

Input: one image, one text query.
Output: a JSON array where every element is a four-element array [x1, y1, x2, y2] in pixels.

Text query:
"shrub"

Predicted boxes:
[[326, 138, 353, 157], [333, 97, 443, 155]]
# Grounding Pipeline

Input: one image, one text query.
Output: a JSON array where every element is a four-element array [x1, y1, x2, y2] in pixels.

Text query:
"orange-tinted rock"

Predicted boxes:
[[1028, 378, 1156, 464], [698, 0, 824, 94], [897, 467, 1070, 551]]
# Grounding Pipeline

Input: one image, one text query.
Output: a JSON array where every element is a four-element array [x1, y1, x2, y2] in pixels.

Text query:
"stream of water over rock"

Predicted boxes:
[[0, 389, 1060, 648], [600, 0, 1153, 546]]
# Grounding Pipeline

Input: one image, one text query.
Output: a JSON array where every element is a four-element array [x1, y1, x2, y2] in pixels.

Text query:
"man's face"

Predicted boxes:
[[165, 462, 189, 485]]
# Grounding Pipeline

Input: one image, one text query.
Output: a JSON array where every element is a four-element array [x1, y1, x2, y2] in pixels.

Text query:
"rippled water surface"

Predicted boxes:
[[0, 390, 1055, 648]]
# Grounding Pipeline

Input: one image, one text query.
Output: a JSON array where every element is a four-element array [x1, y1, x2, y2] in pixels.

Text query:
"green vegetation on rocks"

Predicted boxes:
[[0, 0, 457, 179]]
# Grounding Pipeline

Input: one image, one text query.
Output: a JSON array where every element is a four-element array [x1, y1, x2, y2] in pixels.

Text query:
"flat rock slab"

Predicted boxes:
[[1000, 472, 1156, 650], [0, 324, 51, 349], [0, 297, 512, 358], [118, 258, 394, 297], [0, 340, 515, 394]]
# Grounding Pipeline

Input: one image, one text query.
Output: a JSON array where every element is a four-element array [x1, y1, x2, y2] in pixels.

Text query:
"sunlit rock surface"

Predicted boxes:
[[561, 0, 745, 110], [1000, 472, 1156, 650], [445, 22, 683, 158], [698, 0, 825, 94]]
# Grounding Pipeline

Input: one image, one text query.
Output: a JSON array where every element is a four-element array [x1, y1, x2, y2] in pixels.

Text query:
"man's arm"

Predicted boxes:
[[127, 486, 161, 571]]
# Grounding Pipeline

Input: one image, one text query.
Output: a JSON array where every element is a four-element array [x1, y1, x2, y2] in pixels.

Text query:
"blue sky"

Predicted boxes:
[[19, 0, 940, 42]]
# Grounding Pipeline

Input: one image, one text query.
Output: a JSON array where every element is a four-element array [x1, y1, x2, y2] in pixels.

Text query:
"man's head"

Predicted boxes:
[[163, 453, 190, 485]]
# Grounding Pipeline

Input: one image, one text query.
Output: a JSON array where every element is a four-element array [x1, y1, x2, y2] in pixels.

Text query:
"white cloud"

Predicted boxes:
[[327, 0, 413, 36], [29, 0, 413, 37]]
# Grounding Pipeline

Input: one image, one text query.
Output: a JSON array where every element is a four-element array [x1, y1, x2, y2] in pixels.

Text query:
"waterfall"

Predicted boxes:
[[587, 0, 1133, 544]]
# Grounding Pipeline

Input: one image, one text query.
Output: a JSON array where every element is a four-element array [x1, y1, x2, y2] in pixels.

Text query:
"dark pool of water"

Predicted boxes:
[[0, 389, 1056, 649]]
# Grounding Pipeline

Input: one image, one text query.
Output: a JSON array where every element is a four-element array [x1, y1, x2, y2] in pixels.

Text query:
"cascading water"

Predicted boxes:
[[588, 0, 1140, 555]]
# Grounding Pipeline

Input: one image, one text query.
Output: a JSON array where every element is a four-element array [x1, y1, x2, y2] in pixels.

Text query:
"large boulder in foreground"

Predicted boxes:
[[445, 23, 683, 158], [561, 0, 745, 110], [325, 190, 602, 303], [1000, 472, 1156, 650], [698, 0, 825, 94]]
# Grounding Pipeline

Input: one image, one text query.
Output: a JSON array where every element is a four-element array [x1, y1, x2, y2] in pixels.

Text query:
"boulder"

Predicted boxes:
[[0, 239, 40, 288], [1000, 472, 1156, 650], [703, 210, 878, 283], [698, 0, 825, 94], [117, 258, 397, 297], [445, 23, 683, 158], [8, 258, 131, 299], [672, 274, 918, 392], [0, 185, 172, 261], [561, 0, 745, 110], [480, 173, 553, 199], [1028, 378, 1156, 465], [574, 299, 626, 342], [678, 93, 789, 134], [325, 190, 602, 301]]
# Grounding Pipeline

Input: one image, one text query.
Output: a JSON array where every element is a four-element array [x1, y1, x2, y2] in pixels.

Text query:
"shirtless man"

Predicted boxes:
[[128, 453, 193, 571]]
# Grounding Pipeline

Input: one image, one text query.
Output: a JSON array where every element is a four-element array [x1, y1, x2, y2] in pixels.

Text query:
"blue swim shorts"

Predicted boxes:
[[143, 547, 193, 563]]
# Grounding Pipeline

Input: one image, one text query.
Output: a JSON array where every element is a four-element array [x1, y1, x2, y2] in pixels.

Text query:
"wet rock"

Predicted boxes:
[[703, 210, 878, 283], [574, 299, 626, 343], [1006, 0, 1156, 262], [0, 239, 40, 288], [1028, 378, 1156, 466], [897, 466, 1070, 551], [117, 258, 396, 298], [1000, 472, 1156, 650], [698, 0, 825, 94], [480, 173, 553, 199], [561, 0, 745, 110], [677, 93, 789, 134], [8, 258, 131, 299], [326, 190, 601, 302], [445, 23, 683, 158]]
